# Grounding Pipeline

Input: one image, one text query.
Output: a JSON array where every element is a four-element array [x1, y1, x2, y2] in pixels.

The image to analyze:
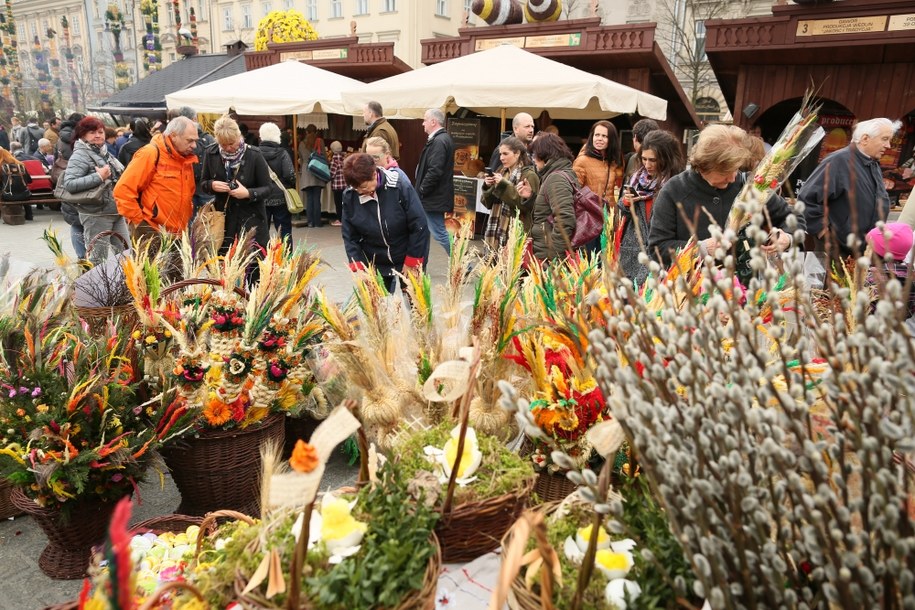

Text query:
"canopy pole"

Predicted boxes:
[[293, 114, 299, 191], [500, 108, 506, 133]]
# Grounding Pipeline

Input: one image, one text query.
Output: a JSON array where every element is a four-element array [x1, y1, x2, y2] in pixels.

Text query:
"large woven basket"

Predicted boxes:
[[160, 413, 285, 517], [436, 477, 535, 564], [0, 476, 21, 519], [503, 502, 562, 610], [10, 488, 125, 580]]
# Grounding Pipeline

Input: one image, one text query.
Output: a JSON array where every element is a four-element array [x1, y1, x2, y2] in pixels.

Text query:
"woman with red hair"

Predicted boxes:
[[59, 117, 128, 265]]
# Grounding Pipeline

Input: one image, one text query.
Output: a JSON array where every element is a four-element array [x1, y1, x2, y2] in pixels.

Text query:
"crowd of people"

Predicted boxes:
[[0, 104, 908, 299]]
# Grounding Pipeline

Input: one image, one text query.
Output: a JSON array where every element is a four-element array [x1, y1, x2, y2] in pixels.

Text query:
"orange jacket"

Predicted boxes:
[[114, 133, 197, 233], [572, 152, 620, 204]]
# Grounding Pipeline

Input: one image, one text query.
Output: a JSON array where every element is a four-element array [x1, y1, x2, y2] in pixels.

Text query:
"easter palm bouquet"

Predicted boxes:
[[124, 233, 325, 438], [0, 270, 180, 512]]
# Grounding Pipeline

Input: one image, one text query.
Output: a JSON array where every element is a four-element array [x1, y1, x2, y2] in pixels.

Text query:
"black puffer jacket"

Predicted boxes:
[[415, 129, 455, 213], [259, 141, 295, 207]]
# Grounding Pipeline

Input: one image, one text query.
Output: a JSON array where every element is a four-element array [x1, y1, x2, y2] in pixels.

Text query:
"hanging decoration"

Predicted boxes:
[[105, 3, 131, 90], [4, 0, 22, 112], [46, 27, 63, 106], [32, 35, 52, 115], [141, 0, 161, 74], [0, 13, 11, 105], [60, 16, 78, 108], [189, 7, 198, 48]]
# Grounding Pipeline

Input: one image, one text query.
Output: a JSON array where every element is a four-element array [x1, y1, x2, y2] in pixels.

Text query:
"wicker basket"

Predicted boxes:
[[39, 514, 214, 610], [533, 470, 578, 504], [160, 413, 285, 517], [282, 412, 320, 459], [0, 476, 21, 519], [195, 510, 440, 610], [503, 502, 562, 610], [436, 477, 535, 564], [10, 487, 125, 580]]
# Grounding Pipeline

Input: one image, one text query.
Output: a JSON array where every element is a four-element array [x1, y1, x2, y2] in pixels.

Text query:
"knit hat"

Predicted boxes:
[[330, 140, 343, 153], [867, 222, 914, 261]]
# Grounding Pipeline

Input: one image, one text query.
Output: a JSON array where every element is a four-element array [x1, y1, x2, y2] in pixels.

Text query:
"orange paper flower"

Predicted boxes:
[[203, 397, 233, 427], [289, 440, 319, 473]]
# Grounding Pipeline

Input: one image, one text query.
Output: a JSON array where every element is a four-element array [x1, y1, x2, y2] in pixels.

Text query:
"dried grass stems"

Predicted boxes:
[[583, 204, 915, 608]]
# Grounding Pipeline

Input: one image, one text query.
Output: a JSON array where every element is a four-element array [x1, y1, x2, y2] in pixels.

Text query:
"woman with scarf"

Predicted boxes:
[[341, 153, 429, 293], [59, 117, 128, 265], [616, 130, 684, 284], [573, 120, 622, 252], [200, 115, 271, 253], [481, 135, 539, 254]]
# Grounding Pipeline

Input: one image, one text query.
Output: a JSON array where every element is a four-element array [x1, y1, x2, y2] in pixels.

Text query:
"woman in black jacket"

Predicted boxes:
[[200, 115, 272, 252], [258, 122, 296, 243], [341, 153, 429, 293], [117, 117, 152, 167]]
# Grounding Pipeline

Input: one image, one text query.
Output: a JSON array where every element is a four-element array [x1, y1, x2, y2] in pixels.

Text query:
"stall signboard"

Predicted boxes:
[[446, 176, 483, 237], [448, 118, 481, 174], [816, 114, 855, 162]]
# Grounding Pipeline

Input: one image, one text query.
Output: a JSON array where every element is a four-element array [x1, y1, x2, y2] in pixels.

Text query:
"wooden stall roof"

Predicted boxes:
[[421, 18, 700, 133], [244, 36, 411, 81], [705, 0, 915, 120]]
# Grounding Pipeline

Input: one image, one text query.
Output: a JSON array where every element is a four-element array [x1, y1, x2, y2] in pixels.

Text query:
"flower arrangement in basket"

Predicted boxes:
[[124, 234, 325, 436], [509, 252, 612, 487], [0, 270, 182, 512], [393, 347, 536, 563], [75, 403, 441, 610], [316, 220, 533, 452]]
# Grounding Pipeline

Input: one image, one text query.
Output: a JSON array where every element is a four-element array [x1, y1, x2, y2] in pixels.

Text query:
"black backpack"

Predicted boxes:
[[1, 163, 32, 201], [194, 132, 215, 185], [24, 125, 43, 155]]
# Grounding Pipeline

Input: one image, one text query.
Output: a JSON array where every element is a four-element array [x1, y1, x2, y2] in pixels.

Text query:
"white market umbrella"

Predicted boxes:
[[340, 44, 667, 122], [166, 59, 365, 116]]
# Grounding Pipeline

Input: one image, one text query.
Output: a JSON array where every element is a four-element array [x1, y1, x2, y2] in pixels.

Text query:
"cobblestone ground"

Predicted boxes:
[[0, 206, 456, 609]]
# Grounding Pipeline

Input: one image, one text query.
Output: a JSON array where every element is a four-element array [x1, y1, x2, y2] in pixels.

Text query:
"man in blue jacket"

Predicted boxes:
[[800, 117, 898, 257], [415, 108, 455, 256]]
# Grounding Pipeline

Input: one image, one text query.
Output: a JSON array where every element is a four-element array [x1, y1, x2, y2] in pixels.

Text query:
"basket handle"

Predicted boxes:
[[490, 510, 558, 610], [138, 580, 207, 610], [194, 509, 257, 558], [161, 277, 250, 300], [85, 229, 130, 257]]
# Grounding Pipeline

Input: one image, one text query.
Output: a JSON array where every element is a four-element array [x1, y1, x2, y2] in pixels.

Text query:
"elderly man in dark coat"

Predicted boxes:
[[800, 117, 898, 257], [415, 108, 455, 257]]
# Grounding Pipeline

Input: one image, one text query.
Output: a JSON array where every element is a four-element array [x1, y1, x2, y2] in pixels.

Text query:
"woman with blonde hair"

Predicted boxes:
[[647, 124, 804, 265], [200, 115, 272, 252]]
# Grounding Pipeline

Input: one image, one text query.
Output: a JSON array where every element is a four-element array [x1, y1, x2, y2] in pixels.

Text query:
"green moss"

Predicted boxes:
[[395, 420, 535, 505]]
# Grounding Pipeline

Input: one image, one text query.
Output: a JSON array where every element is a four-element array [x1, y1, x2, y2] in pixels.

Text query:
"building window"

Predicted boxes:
[[262, 1, 272, 16], [463, 0, 472, 15], [283, 0, 294, 9], [242, 4, 253, 28], [330, 0, 342, 18], [223, 8, 233, 30], [31, 22, 38, 38], [383, 0, 396, 10], [305, 0, 317, 20], [72, 15, 80, 35], [355, 0, 368, 14], [694, 20, 707, 61], [436, 0, 448, 16], [17, 24, 25, 40]]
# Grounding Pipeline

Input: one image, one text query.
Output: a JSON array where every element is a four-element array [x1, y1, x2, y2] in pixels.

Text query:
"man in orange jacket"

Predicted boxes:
[[114, 116, 199, 236]]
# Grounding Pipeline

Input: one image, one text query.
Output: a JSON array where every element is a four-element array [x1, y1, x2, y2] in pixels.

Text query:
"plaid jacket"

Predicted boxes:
[[330, 152, 346, 191]]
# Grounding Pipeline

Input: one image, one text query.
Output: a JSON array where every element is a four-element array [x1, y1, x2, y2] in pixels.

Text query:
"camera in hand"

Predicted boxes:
[[228, 180, 239, 190]]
